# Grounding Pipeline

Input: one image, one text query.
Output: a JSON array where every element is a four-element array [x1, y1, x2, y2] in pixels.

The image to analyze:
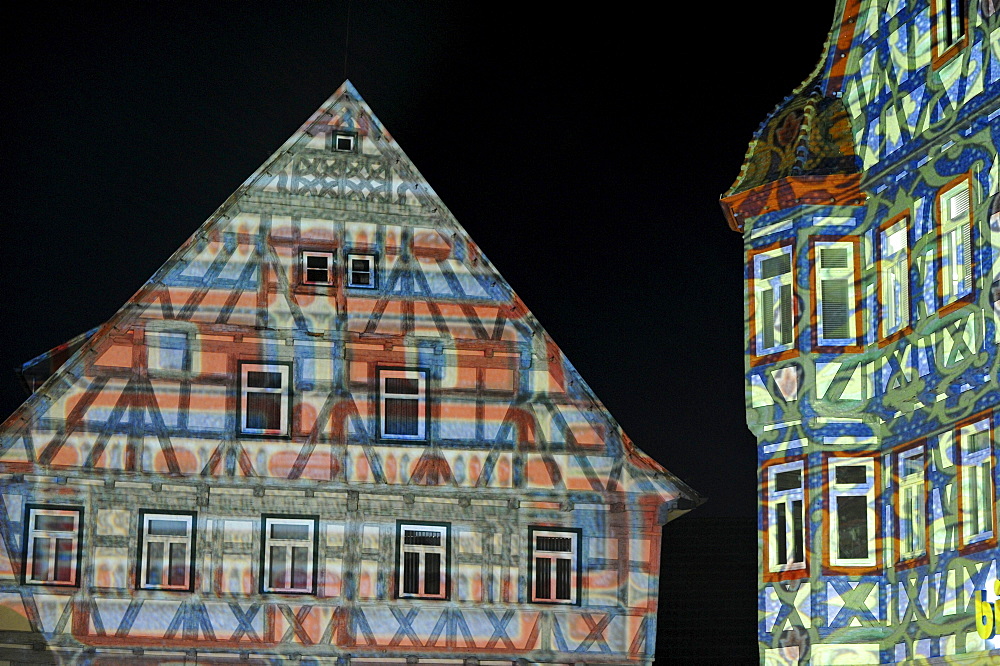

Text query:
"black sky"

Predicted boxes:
[[1, 2, 837, 661]]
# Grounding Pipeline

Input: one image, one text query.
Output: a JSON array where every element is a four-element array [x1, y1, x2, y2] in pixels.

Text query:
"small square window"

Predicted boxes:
[[529, 527, 580, 605], [239, 362, 291, 436], [396, 522, 449, 600], [379, 368, 427, 440], [138, 511, 196, 591], [148, 330, 189, 371], [261, 515, 318, 594], [301, 251, 334, 286], [347, 253, 377, 289], [22, 505, 83, 587], [334, 133, 356, 152]]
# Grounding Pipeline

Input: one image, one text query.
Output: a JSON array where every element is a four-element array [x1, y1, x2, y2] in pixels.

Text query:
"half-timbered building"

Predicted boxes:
[[722, 1, 1000, 663], [0, 81, 701, 664]]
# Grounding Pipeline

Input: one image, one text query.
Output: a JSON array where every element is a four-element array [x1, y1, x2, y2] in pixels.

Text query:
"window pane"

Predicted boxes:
[[775, 504, 787, 566], [148, 519, 188, 536], [54, 538, 74, 582], [821, 279, 850, 338], [385, 398, 419, 436], [837, 495, 869, 559], [555, 559, 571, 600], [836, 465, 867, 485], [761, 288, 775, 349], [385, 378, 420, 394], [270, 523, 310, 540], [791, 499, 803, 564], [247, 371, 283, 389], [535, 557, 551, 599], [404, 530, 441, 546], [981, 462, 994, 533], [903, 454, 923, 477], [820, 248, 848, 268], [307, 268, 329, 283], [536, 536, 572, 552], [291, 546, 309, 590], [780, 284, 793, 345], [306, 256, 328, 269], [247, 392, 282, 430], [270, 546, 287, 589], [351, 271, 371, 286], [32, 537, 52, 582], [403, 552, 420, 594], [147, 541, 164, 587], [761, 254, 791, 279], [168, 543, 187, 587], [424, 552, 441, 595], [35, 515, 75, 532], [774, 470, 801, 492]]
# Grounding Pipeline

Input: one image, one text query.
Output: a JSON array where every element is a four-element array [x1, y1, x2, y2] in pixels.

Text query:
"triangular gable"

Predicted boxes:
[[1, 81, 699, 513]]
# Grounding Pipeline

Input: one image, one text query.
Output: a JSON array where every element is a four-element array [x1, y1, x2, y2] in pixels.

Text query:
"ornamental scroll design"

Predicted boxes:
[[276, 150, 392, 203]]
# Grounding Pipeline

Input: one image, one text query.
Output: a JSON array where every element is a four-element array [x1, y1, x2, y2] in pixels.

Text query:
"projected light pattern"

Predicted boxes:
[[0, 82, 700, 663], [724, 0, 1000, 664]]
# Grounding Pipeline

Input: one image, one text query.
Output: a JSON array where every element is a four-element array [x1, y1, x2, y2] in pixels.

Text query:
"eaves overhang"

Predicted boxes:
[[720, 173, 866, 232]]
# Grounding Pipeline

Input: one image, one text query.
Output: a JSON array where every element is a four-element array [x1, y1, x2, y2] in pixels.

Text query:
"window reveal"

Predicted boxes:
[[939, 177, 973, 307], [379, 369, 427, 440], [530, 530, 579, 604], [240, 362, 291, 436], [301, 251, 334, 286], [347, 253, 376, 288], [262, 516, 317, 594], [139, 512, 195, 591]]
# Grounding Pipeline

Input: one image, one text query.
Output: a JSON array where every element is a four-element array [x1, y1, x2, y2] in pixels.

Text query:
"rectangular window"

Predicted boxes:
[[397, 522, 448, 599], [765, 460, 805, 579], [812, 239, 860, 348], [301, 251, 334, 286], [938, 176, 974, 309], [827, 456, 878, 570], [333, 133, 356, 152], [879, 216, 910, 341], [379, 368, 427, 440], [22, 506, 82, 587], [959, 418, 995, 549], [239, 362, 291, 436], [529, 528, 580, 604], [138, 511, 196, 591], [347, 253, 377, 289], [897, 446, 926, 563], [147, 330, 189, 371], [932, 0, 967, 63], [261, 515, 318, 594], [752, 244, 795, 358]]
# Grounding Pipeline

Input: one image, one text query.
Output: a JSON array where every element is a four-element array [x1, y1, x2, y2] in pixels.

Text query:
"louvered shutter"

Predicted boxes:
[[818, 246, 852, 341]]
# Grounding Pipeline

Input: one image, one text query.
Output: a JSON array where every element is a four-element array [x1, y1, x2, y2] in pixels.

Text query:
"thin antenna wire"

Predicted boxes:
[[343, 0, 352, 80]]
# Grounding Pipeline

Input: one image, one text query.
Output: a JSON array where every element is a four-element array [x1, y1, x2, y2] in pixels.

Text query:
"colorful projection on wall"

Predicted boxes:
[[725, 0, 1000, 664], [0, 81, 700, 664]]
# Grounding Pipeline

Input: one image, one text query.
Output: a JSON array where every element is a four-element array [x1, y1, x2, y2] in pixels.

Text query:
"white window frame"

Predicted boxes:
[[880, 217, 910, 338], [814, 240, 858, 346], [239, 362, 291, 436], [379, 368, 427, 440], [138, 511, 195, 591], [898, 447, 926, 562], [959, 419, 995, 547], [301, 251, 335, 286], [333, 133, 356, 152], [23, 506, 82, 587], [529, 528, 580, 605], [147, 330, 188, 371], [397, 523, 448, 600], [939, 179, 973, 306], [262, 516, 317, 594], [767, 460, 805, 575], [753, 245, 794, 355], [346, 253, 377, 289], [828, 457, 877, 569]]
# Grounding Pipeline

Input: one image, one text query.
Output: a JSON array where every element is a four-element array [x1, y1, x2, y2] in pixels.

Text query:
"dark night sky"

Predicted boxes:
[[1, 4, 834, 659]]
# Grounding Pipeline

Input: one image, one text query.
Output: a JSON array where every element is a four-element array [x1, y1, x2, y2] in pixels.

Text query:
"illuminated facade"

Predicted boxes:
[[0, 82, 701, 664], [722, 1, 1000, 664]]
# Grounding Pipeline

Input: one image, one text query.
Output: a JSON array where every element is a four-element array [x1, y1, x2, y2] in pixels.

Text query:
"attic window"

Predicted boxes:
[[334, 133, 356, 152], [301, 251, 334, 286], [239, 362, 291, 437], [347, 254, 377, 289]]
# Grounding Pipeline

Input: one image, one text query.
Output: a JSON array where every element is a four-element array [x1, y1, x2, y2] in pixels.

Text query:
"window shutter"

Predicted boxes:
[[761, 289, 775, 349], [821, 279, 849, 338], [961, 218, 973, 294]]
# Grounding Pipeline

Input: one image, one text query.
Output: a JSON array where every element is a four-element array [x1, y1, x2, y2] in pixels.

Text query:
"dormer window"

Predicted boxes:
[[334, 133, 356, 153], [301, 251, 334, 286]]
